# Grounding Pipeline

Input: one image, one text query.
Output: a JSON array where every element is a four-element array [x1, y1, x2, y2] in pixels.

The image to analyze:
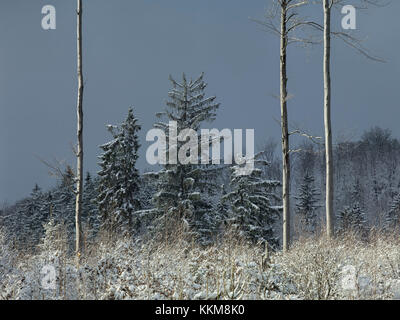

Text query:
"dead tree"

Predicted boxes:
[[323, 0, 333, 238], [278, 0, 387, 238], [320, 0, 386, 238], [254, 0, 316, 251], [75, 0, 84, 257]]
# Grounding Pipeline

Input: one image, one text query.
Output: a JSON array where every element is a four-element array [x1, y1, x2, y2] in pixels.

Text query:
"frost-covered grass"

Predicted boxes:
[[1, 226, 400, 300]]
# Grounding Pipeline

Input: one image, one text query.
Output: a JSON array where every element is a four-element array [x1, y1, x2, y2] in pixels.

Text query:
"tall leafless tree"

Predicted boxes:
[[279, 1, 291, 252], [254, 0, 315, 251], [75, 0, 84, 258], [323, 0, 333, 238], [320, 0, 386, 238]]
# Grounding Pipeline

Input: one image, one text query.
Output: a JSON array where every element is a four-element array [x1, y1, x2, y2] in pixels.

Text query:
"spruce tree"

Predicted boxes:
[[44, 192, 54, 220], [216, 184, 230, 233], [385, 193, 400, 230], [97, 108, 141, 236], [223, 158, 281, 246], [21, 184, 45, 245], [82, 172, 99, 239], [337, 203, 367, 235], [295, 172, 320, 233], [145, 73, 220, 244], [337, 180, 367, 235], [52, 166, 76, 234]]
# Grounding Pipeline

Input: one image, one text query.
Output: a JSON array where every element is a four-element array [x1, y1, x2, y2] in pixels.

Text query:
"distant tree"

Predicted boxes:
[[21, 184, 45, 245], [361, 127, 395, 152], [295, 142, 317, 177], [47, 167, 77, 249], [337, 180, 367, 235], [258, 139, 281, 181], [385, 193, 400, 230], [44, 192, 54, 220], [295, 172, 320, 233], [337, 203, 367, 235], [97, 108, 141, 236], [216, 184, 230, 232], [350, 178, 364, 205], [82, 172, 99, 239], [53, 166, 75, 225]]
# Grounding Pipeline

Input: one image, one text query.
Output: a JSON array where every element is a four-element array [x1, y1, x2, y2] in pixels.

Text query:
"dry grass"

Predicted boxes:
[[1, 225, 400, 300]]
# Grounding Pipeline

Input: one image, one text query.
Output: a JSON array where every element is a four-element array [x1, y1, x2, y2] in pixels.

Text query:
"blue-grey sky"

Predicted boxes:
[[1, 0, 399, 203]]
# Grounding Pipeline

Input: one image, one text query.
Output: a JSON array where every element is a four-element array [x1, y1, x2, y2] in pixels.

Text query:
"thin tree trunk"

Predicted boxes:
[[75, 0, 84, 257], [323, 0, 334, 238], [280, 1, 290, 251]]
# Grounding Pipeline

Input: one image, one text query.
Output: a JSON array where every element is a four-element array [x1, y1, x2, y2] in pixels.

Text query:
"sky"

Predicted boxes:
[[0, 0, 399, 204]]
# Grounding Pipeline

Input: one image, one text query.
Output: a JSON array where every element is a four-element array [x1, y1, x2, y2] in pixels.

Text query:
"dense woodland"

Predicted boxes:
[[2, 112, 400, 299], [1, 95, 400, 251]]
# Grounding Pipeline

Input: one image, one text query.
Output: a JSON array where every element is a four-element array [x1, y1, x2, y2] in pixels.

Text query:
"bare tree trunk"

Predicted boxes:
[[323, 0, 334, 238], [75, 0, 84, 257], [280, 1, 290, 251]]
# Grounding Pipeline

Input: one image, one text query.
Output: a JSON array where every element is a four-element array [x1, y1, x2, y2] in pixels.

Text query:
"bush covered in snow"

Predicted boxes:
[[1, 226, 400, 300]]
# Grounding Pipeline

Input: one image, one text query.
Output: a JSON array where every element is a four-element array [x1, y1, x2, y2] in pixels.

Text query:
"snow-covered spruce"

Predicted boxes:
[[337, 179, 367, 236], [82, 172, 100, 240], [295, 172, 320, 234], [97, 108, 142, 236], [143, 73, 221, 244], [385, 193, 400, 230], [222, 155, 281, 246]]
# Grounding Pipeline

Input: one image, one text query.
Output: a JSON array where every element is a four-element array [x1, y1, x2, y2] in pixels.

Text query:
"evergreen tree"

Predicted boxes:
[[216, 184, 230, 233], [223, 158, 281, 246], [295, 172, 320, 233], [82, 172, 100, 239], [21, 184, 46, 245], [97, 108, 141, 236], [44, 192, 54, 220], [351, 178, 364, 205], [35, 218, 69, 298], [337, 180, 367, 235], [4, 200, 26, 247], [337, 203, 367, 235], [385, 193, 400, 230], [52, 166, 76, 233], [145, 73, 220, 244]]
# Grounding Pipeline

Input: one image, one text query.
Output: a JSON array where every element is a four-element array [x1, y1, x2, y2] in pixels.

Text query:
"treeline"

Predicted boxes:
[[290, 126, 400, 236], [1, 0, 391, 255], [0, 73, 283, 251], [2, 78, 400, 251]]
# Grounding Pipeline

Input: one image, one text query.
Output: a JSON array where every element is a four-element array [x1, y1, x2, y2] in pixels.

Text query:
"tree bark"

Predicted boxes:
[[323, 0, 334, 238], [280, 1, 290, 251], [75, 0, 84, 257]]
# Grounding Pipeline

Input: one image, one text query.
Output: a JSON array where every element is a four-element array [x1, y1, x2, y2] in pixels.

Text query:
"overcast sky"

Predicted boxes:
[[0, 0, 399, 203]]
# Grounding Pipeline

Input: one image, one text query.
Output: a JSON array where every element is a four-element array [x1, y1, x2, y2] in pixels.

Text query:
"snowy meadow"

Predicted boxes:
[[2, 225, 400, 300]]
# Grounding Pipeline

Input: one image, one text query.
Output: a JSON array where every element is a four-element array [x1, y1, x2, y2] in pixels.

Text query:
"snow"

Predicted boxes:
[[3, 222, 400, 300]]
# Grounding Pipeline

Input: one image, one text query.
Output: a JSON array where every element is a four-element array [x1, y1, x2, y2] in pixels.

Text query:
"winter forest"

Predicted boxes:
[[1, 0, 400, 300]]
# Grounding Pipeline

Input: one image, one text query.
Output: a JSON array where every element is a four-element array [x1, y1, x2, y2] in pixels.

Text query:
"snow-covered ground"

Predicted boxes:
[[1, 226, 400, 300]]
